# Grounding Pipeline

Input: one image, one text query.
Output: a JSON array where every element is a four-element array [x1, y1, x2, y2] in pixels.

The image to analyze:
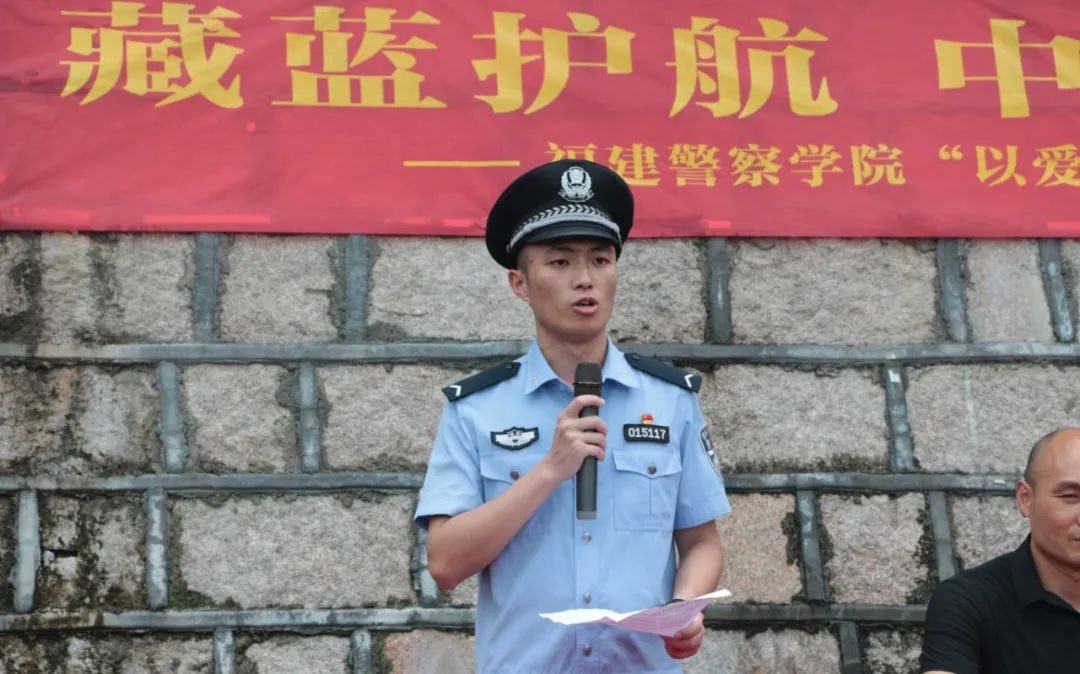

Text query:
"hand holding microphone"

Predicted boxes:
[[574, 363, 603, 519], [543, 364, 606, 517]]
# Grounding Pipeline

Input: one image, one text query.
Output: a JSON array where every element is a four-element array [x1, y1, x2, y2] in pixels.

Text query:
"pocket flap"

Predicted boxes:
[[611, 447, 681, 479]]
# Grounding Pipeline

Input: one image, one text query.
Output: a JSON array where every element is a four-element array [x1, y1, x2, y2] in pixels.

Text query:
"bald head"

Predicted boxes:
[[1024, 428, 1080, 484]]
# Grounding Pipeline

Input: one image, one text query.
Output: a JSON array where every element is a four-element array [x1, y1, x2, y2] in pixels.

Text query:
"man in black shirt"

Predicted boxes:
[[920, 427, 1080, 674]]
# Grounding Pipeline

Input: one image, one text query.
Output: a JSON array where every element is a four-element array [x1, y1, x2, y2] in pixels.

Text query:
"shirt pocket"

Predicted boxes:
[[479, 452, 553, 539], [611, 445, 682, 531]]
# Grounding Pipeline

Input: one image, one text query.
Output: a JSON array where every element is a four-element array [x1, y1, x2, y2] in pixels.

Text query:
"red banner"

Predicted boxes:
[[1, 0, 1079, 237]]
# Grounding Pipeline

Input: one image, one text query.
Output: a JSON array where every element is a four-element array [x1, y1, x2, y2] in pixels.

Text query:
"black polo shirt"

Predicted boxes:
[[920, 536, 1080, 674]]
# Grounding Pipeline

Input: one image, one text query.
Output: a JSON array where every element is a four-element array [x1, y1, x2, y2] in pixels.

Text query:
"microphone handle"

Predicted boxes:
[[575, 393, 601, 519]]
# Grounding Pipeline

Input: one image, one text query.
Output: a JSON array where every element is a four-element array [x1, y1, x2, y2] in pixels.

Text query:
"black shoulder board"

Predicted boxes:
[[442, 362, 521, 401], [624, 353, 700, 393]]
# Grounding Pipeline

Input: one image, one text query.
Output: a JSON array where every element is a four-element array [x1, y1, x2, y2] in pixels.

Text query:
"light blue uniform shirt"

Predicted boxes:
[[416, 339, 731, 674]]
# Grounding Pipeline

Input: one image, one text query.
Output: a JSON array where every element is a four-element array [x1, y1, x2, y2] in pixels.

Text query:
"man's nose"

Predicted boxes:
[[573, 263, 594, 288]]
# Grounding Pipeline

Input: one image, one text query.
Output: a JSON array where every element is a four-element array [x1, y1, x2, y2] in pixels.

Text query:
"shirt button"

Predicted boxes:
[[582, 645, 592, 657], [647, 465, 657, 475], [582, 532, 592, 543], [583, 592, 592, 604], [509, 470, 519, 480]]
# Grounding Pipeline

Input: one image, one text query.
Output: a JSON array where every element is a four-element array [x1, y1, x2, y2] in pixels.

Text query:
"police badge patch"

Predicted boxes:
[[623, 424, 670, 444], [491, 427, 539, 450], [700, 426, 721, 476]]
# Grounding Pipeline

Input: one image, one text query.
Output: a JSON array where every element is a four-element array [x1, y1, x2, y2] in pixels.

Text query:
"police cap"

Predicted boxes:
[[485, 160, 634, 269]]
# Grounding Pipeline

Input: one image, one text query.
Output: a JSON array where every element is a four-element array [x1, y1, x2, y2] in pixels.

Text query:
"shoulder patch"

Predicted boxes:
[[442, 362, 521, 401], [624, 353, 700, 392]]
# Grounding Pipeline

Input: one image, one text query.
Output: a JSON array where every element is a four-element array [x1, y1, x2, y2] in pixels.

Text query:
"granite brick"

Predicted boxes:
[[608, 240, 705, 343], [0, 635, 211, 673], [820, 493, 930, 604], [322, 364, 457, 471], [716, 494, 801, 603], [966, 241, 1053, 342], [728, 239, 938, 344], [367, 238, 532, 341], [174, 494, 414, 608], [0, 234, 38, 342], [242, 635, 350, 674], [700, 365, 888, 472], [951, 495, 1029, 571], [685, 628, 840, 674], [37, 495, 145, 609], [38, 233, 193, 343], [183, 364, 296, 472], [39, 233, 97, 343], [219, 236, 338, 342], [863, 629, 923, 674], [0, 366, 158, 475], [907, 364, 1080, 473], [381, 630, 474, 674]]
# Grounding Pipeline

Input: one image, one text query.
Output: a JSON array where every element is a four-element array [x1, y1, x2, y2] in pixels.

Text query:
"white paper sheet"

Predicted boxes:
[[538, 589, 731, 637]]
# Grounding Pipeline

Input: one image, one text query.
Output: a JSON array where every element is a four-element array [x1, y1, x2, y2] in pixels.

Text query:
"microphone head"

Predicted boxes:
[[574, 362, 603, 385]]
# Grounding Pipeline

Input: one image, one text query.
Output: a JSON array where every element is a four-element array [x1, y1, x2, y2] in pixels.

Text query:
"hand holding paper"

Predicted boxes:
[[538, 589, 731, 637]]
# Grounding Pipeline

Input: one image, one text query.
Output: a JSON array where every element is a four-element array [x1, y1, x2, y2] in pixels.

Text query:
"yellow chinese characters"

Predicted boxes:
[[851, 144, 906, 186], [669, 17, 837, 119], [976, 145, 1026, 187], [1033, 144, 1080, 187], [789, 145, 843, 187], [272, 6, 444, 108], [668, 145, 723, 187], [473, 12, 634, 114], [935, 19, 1080, 119], [729, 144, 782, 186], [61, 1, 243, 107], [547, 142, 598, 162]]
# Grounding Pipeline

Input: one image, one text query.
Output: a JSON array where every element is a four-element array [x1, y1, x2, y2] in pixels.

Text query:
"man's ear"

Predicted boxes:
[[1017, 479, 1033, 519], [508, 268, 530, 304]]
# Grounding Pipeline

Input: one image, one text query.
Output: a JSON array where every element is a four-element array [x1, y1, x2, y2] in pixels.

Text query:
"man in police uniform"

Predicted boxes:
[[415, 160, 731, 673]]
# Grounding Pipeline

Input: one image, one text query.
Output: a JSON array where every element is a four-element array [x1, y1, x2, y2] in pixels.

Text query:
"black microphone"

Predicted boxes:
[[574, 362, 602, 520]]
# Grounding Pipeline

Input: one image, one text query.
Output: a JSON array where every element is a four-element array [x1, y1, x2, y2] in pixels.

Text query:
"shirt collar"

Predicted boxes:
[[1010, 535, 1077, 612], [520, 337, 641, 395]]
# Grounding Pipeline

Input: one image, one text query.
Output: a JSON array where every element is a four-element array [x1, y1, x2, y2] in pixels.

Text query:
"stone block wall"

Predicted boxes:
[[2, 232, 1076, 673]]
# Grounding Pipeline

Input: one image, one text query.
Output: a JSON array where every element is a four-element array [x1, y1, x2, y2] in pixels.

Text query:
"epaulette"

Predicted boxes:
[[624, 353, 700, 393], [442, 361, 521, 401]]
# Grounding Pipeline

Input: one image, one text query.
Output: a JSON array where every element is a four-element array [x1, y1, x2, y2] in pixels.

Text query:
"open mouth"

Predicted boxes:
[[572, 298, 599, 314]]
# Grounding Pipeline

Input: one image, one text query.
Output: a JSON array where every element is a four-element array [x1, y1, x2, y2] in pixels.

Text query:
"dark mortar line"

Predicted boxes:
[[193, 234, 221, 342], [1038, 239, 1076, 343], [0, 604, 926, 631], [883, 364, 916, 472], [413, 526, 438, 607], [343, 236, 370, 342], [145, 488, 169, 609], [0, 472, 1018, 494], [10, 341, 1080, 365], [13, 490, 39, 613], [927, 491, 957, 582], [936, 240, 970, 343], [796, 490, 828, 603], [214, 626, 235, 674], [157, 361, 188, 473], [0, 472, 1019, 494], [351, 629, 374, 674], [838, 621, 863, 674], [297, 362, 321, 474], [706, 238, 733, 344]]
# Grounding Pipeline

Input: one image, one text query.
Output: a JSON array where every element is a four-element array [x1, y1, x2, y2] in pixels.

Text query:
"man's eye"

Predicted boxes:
[[550, 259, 569, 267]]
